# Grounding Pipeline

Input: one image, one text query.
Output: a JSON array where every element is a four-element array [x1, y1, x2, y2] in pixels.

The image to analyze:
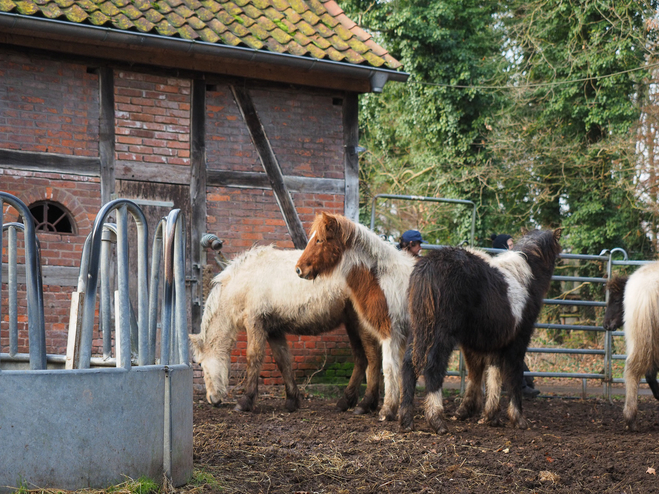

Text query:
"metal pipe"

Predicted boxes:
[[0, 193, 46, 369], [100, 226, 116, 359], [171, 211, 188, 365], [148, 219, 166, 365], [116, 205, 131, 369], [369, 193, 477, 247], [8, 225, 17, 356], [79, 199, 149, 369]]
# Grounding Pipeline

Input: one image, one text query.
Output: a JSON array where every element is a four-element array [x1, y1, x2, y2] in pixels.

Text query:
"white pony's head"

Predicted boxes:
[[189, 331, 233, 406]]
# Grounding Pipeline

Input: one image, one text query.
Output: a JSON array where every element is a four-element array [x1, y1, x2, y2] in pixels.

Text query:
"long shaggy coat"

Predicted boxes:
[[604, 261, 659, 430], [400, 229, 562, 434], [295, 212, 416, 421], [190, 245, 381, 414]]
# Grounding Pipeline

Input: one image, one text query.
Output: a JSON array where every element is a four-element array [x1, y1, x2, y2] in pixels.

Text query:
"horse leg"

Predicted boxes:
[[235, 321, 266, 412], [480, 364, 503, 427], [399, 341, 418, 432], [380, 329, 406, 421], [455, 349, 485, 420], [623, 353, 644, 431], [354, 330, 382, 415], [267, 333, 301, 413], [422, 340, 453, 434], [645, 368, 659, 401], [502, 352, 528, 429]]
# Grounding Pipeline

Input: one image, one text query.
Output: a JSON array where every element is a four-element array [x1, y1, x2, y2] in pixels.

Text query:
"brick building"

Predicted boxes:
[[0, 0, 407, 391]]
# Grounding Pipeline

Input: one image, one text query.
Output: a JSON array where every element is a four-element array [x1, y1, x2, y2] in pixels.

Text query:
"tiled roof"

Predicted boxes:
[[0, 0, 402, 69]]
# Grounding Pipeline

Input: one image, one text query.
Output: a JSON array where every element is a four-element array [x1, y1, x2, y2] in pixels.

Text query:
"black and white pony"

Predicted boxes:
[[603, 262, 659, 431], [400, 229, 562, 433]]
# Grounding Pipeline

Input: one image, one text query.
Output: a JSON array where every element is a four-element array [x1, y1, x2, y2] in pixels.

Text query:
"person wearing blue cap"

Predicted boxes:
[[398, 229, 425, 258]]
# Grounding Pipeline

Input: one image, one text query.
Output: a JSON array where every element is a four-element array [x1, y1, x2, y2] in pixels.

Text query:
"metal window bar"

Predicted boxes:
[[1, 192, 46, 370]]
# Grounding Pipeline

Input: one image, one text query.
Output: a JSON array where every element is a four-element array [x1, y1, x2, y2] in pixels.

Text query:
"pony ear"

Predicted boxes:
[[520, 227, 529, 235], [321, 212, 340, 236], [553, 228, 563, 240]]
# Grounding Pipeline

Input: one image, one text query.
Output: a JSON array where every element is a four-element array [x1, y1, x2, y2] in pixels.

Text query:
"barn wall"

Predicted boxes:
[[0, 49, 102, 357], [0, 46, 355, 395]]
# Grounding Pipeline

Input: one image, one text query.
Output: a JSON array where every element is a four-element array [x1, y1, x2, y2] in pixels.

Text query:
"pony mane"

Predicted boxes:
[[607, 276, 628, 299]]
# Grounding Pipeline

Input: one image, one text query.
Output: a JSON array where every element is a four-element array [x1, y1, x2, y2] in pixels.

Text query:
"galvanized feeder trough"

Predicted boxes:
[[0, 192, 193, 492]]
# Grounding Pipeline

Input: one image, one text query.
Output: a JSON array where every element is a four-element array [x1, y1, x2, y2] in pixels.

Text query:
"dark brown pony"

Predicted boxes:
[[603, 262, 659, 430], [400, 229, 562, 433], [295, 212, 416, 421]]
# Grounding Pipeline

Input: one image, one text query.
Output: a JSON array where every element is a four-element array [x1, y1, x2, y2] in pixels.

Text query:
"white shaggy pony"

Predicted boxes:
[[604, 261, 659, 431], [295, 212, 416, 421], [190, 245, 382, 414]]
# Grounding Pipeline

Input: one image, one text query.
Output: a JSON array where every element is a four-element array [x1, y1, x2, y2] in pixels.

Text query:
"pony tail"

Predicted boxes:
[[409, 267, 438, 374]]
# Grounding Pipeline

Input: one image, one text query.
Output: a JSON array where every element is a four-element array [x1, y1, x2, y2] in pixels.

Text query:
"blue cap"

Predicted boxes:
[[401, 230, 425, 243]]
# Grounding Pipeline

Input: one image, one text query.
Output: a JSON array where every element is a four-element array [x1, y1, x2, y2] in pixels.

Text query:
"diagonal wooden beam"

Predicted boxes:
[[230, 85, 308, 249]]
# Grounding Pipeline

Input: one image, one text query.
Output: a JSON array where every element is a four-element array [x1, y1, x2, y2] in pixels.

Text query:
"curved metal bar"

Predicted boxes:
[[0, 192, 46, 369], [148, 218, 167, 365], [369, 193, 477, 247], [160, 209, 188, 365], [79, 199, 149, 369]]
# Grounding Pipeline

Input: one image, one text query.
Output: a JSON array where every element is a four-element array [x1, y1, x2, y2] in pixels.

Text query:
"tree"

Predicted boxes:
[[341, 0, 508, 245], [490, 0, 658, 257]]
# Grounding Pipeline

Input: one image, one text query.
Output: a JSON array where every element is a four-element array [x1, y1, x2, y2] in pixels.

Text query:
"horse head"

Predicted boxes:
[[296, 212, 352, 280], [189, 332, 230, 407], [603, 276, 628, 331], [515, 228, 563, 269]]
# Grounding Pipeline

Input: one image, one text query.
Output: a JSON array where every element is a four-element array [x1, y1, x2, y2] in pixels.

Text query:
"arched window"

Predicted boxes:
[[29, 201, 76, 234]]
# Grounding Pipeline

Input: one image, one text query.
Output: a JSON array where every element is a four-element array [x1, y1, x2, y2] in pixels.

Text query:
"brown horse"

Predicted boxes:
[[295, 212, 416, 421], [190, 245, 382, 414]]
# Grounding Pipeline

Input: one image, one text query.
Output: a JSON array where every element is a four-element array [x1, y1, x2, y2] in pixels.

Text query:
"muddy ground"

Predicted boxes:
[[189, 387, 659, 494]]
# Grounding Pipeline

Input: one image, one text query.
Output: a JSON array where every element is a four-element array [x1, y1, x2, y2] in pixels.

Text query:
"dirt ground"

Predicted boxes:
[[189, 386, 659, 494]]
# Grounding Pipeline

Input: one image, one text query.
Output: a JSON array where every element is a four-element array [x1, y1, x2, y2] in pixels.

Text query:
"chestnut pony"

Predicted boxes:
[[401, 229, 561, 433], [296, 212, 415, 421]]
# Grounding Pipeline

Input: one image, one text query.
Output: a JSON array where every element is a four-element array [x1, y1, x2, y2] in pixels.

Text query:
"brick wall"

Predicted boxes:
[[0, 50, 354, 393], [0, 49, 99, 157], [204, 84, 351, 389], [115, 71, 190, 166], [0, 170, 101, 356]]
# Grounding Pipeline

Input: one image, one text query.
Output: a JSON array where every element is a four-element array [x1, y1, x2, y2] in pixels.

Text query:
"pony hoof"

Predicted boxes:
[[399, 417, 414, 433], [235, 398, 254, 412], [353, 406, 369, 415], [379, 405, 397, 422], [428, 419, 449, 435], [284, 401, 299, 413], [479, 416, 503, 427], [625, 421, 638, 432], [513, 417, 529, 430], [335, 397, 350, 412], [454, 406, 474, 421]]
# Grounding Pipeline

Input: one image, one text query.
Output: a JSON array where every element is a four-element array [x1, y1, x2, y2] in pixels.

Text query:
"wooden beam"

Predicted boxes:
[[1, 264, 79, 287], [115, 161, 191, 185], [207, 170, 344, 195], [343, 93, 360, 223], [0, 149, 100, 176], [190, 79, 207, 334], [230, 85, 308, 249], [99, 67, 116, 205]]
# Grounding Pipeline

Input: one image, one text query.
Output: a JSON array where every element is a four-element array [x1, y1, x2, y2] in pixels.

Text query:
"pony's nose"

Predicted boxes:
[[295, 267, 302, 276]]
